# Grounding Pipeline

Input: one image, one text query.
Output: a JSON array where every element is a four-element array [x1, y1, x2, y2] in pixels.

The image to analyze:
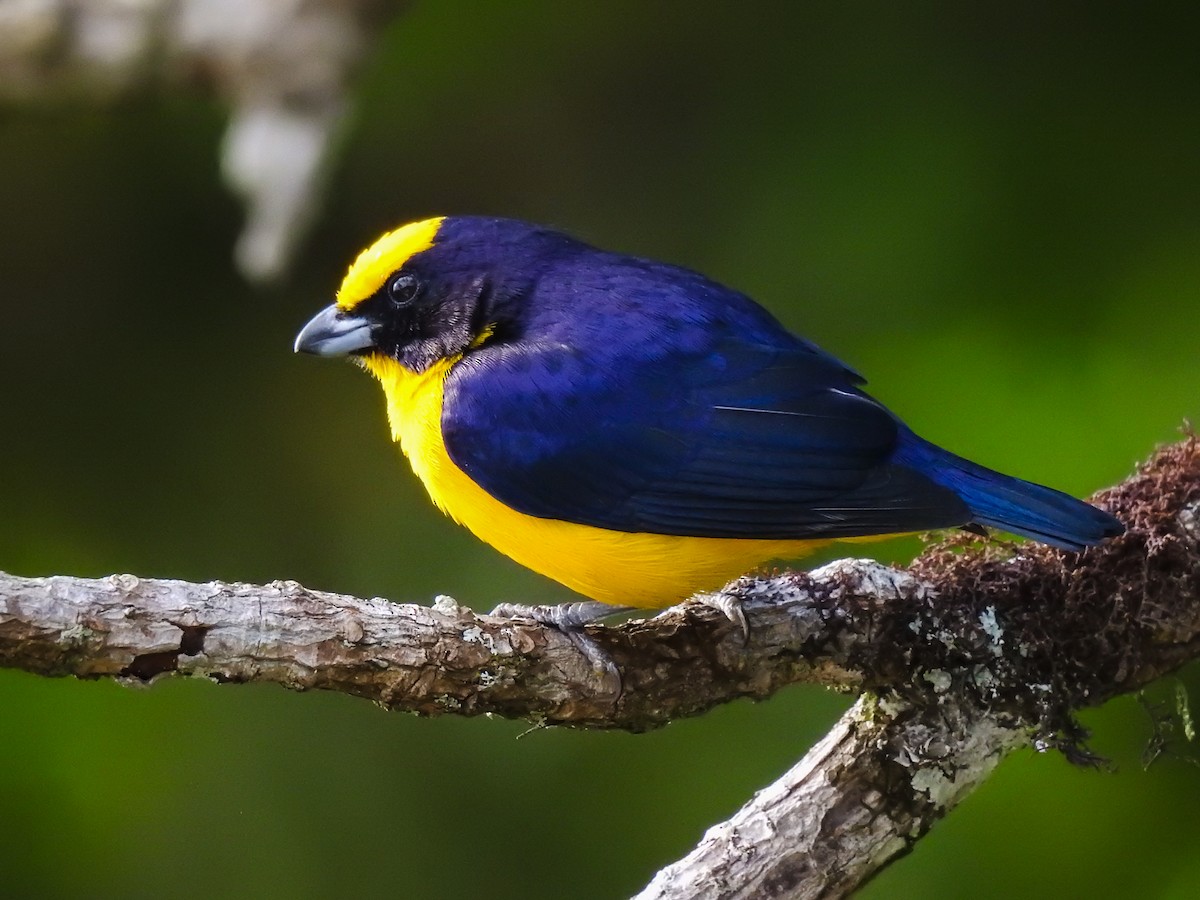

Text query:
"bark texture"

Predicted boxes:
[[636, 695, 1023, 900], [2, 437, 1198, 898]]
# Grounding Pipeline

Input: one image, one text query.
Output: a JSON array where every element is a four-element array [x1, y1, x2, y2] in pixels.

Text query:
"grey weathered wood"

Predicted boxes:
[[2, 437, 1198, 898]]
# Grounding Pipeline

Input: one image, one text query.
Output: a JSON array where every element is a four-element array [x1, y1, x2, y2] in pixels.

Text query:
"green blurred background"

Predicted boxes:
[[3, 3, 1199, 898]]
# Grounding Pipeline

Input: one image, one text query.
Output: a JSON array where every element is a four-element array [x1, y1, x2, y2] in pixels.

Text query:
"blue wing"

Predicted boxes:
[[441, 328, 971, 541]]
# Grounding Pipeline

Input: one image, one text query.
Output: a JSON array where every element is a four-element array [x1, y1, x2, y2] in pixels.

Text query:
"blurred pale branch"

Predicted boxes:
[[2, 437, 1198, 899], [0, 0, 404, 281]]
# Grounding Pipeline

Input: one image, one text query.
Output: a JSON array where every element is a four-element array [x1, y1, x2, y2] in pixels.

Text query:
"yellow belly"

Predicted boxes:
[[362, 354, 835, 608]]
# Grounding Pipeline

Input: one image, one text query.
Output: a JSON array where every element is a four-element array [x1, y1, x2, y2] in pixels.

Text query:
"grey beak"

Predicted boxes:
[[294, 304, 375, 356]]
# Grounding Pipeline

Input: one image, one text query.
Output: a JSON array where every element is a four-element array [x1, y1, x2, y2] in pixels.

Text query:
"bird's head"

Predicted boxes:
[[295, 216, 571, 375]]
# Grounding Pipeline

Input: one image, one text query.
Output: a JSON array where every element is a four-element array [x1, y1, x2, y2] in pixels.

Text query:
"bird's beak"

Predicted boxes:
[[294, 304, 375, 356]]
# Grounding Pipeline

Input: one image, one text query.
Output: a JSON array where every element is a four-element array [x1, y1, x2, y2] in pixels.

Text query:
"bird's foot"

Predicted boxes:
[[488, 601, 633, 691], [489, 600, 635, 629], [692, 591, 750, 643]]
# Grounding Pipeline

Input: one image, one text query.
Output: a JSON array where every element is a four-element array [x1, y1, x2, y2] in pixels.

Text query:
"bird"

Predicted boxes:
[[295, 215, 1123, 625]]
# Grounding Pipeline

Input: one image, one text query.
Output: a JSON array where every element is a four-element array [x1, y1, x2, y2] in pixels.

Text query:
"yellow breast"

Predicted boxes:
[[360, 354, 833, 608]]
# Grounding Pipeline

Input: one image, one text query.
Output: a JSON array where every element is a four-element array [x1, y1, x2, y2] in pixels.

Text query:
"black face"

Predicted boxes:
[[296, 266, 494, 372], [363, 266, 491, 371]]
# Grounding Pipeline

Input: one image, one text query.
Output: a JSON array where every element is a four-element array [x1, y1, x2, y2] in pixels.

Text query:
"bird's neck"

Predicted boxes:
[[359, 354, 455, 449]]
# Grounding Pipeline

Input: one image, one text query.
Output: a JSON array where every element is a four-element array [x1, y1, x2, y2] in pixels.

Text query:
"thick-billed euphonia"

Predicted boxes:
[[296, 216, 1122, 618]]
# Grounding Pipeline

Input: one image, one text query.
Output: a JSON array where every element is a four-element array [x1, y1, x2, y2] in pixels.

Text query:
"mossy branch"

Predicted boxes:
[[2, 437, 1198, 899]]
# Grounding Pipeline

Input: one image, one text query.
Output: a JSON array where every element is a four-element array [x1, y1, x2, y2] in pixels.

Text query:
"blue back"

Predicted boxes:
[[424, 218, 1120, 547]]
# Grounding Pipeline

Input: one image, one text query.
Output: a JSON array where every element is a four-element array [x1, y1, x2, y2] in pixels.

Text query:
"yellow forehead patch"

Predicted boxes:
[[336, 216, 445, 311]]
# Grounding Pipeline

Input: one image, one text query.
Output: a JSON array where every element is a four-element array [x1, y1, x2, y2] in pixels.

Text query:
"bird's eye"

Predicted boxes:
[[387, 273, 420, 307]]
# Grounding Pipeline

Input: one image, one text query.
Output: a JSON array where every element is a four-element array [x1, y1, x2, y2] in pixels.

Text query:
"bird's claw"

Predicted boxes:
[[488, 601, 633, 694], [489, 600, 634, 629], [694, 591, 750, 643]]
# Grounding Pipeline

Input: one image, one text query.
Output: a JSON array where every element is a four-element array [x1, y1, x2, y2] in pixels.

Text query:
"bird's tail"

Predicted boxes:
[[895, 431, 1125, 551]]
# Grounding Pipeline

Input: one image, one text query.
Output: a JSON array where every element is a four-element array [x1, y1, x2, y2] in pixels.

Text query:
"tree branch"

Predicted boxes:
[[2, 436, 1198, 898], [636, 694, 1024, 900]]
